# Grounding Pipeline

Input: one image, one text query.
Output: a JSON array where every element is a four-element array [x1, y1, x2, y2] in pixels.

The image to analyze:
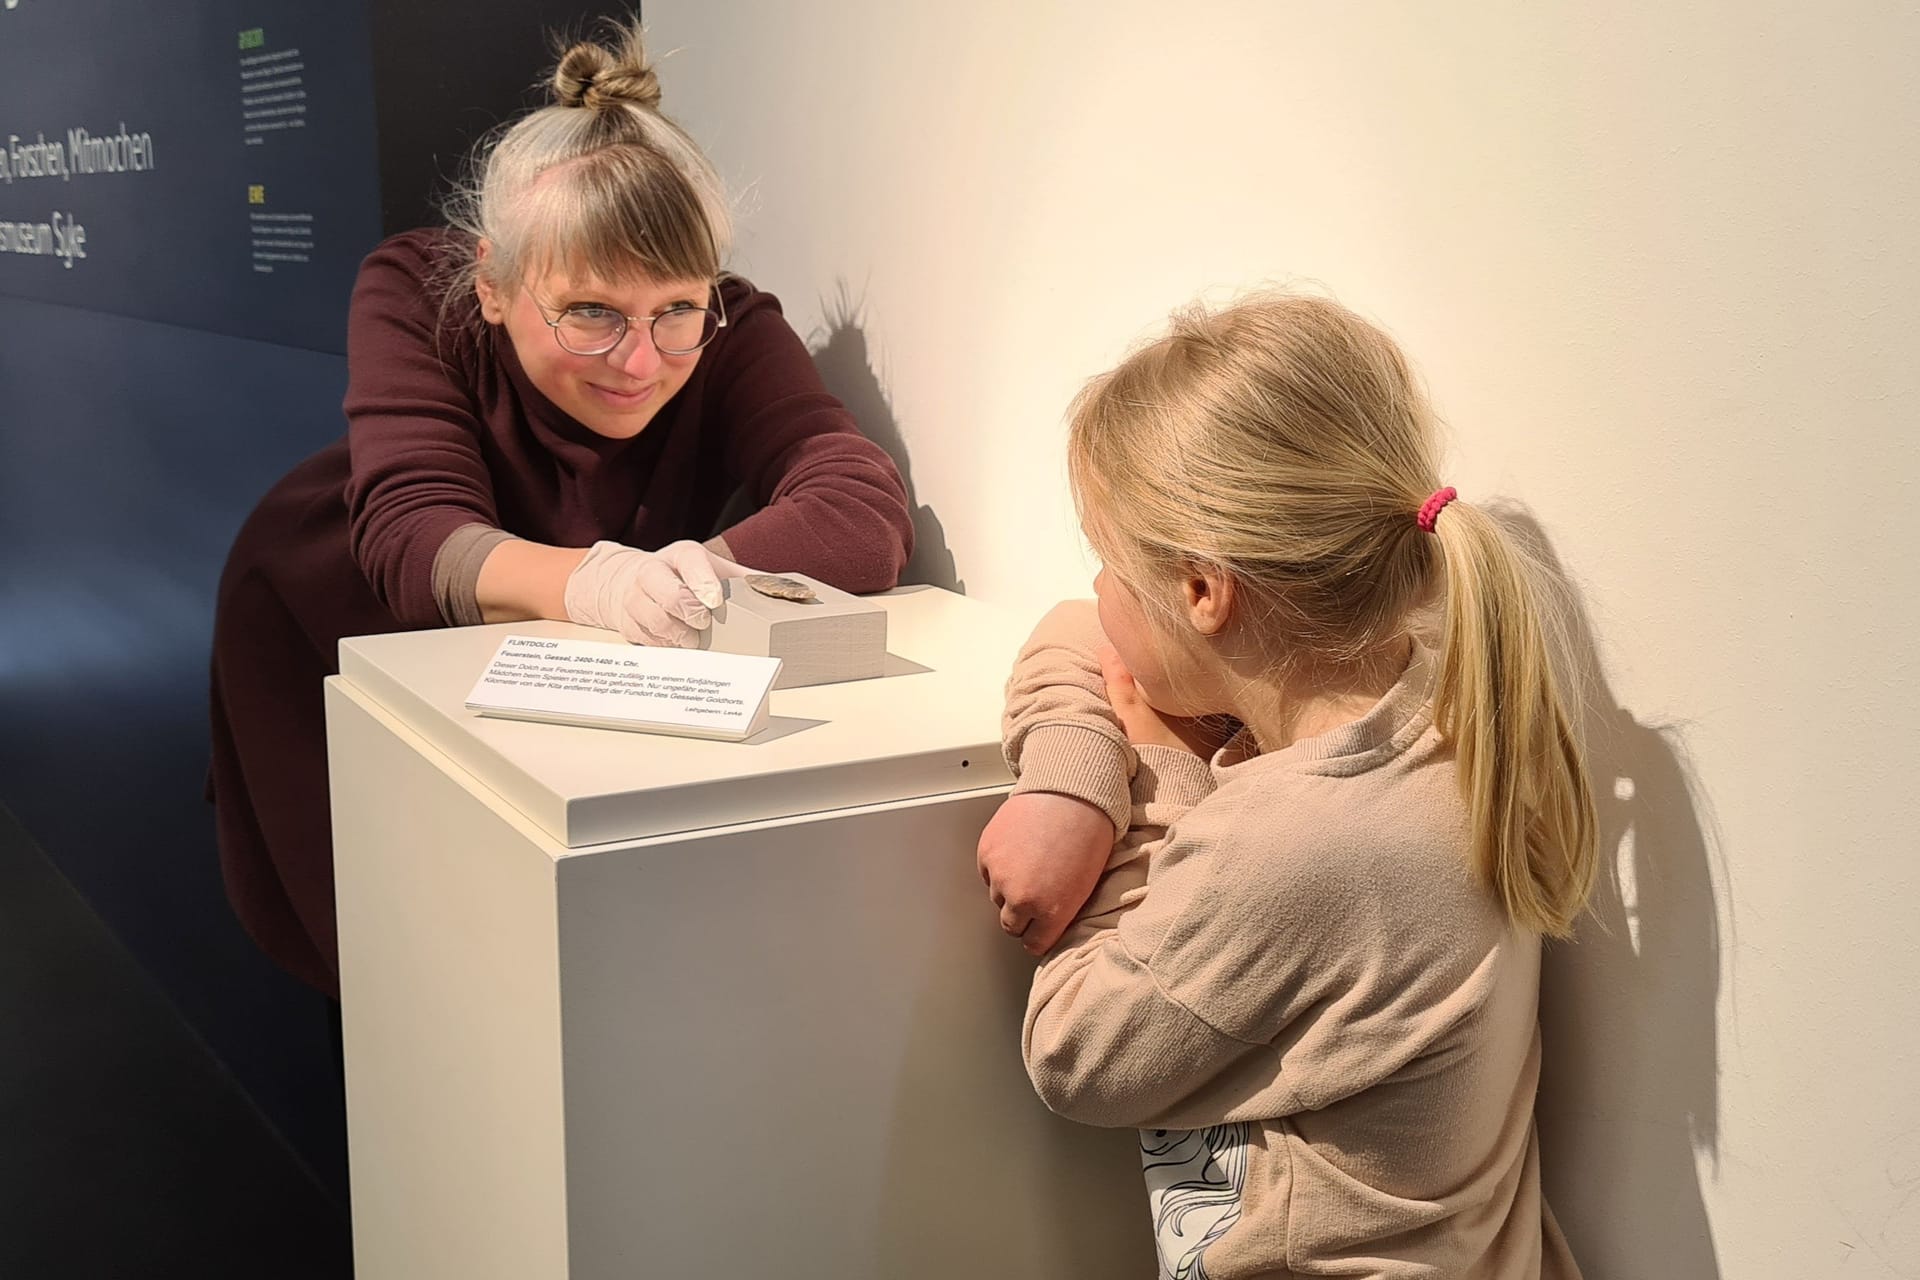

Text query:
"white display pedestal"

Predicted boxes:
[[324, 586, 1154, 1280]]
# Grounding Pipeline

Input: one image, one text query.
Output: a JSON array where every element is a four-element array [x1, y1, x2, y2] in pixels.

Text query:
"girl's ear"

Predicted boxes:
[[474, 239, 505, 324], [1181, 563, 1236, 637]]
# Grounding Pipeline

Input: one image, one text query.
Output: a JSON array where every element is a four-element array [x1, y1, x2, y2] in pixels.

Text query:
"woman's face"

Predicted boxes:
[[478, 258, 711, 440]]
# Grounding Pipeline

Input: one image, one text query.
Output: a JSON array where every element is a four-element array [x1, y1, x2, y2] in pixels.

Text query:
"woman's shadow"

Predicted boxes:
[[807, 282, 965, 594], [1497, 505, 1728, 1278]]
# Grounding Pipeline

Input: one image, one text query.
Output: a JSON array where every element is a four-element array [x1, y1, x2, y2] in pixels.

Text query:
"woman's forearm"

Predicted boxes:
[[475, 538, 591, 623]]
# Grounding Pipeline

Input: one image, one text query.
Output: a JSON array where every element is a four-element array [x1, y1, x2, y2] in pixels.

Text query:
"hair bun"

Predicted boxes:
[[552, 43, 612, 109], [552, 28, 662, 112], [584, 66, 662, 112]]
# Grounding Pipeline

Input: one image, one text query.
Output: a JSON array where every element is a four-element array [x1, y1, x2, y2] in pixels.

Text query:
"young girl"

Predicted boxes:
[[987, 292, 1594, 1277]]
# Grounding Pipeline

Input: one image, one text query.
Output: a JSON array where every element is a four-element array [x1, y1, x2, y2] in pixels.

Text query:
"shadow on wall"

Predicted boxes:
[[809, 282, 966, 594], [1496, 505, 1728, 1279]]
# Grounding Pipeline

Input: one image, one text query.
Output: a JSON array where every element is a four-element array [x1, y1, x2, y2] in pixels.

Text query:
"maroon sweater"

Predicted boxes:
[[210, 229, 912, 995], [345, 228, 912, 620]]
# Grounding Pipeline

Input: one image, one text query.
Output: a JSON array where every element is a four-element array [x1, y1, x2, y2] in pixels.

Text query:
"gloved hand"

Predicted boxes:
[[562, 540, 751, 647]]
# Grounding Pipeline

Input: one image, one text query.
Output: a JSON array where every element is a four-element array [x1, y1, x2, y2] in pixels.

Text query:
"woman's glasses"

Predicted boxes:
[[539, 287, 728, 356]]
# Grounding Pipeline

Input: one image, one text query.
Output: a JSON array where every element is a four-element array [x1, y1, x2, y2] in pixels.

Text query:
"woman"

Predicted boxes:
[[210, 23, 912, 996]]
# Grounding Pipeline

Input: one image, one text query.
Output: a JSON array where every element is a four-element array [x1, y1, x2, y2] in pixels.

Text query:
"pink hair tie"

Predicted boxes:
[[1416, 486, 1458, 533]]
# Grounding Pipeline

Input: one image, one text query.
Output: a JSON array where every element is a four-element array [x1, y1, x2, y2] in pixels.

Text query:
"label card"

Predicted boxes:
[[465, 635, 782, 742]]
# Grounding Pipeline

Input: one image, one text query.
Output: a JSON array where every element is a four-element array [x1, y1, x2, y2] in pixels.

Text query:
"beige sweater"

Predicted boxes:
[[1002, 602, 1579, 1280]]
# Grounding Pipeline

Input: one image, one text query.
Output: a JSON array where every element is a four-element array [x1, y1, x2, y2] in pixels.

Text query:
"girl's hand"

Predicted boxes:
[[1099, 647, 1223, 757], [977, 792, 1113, 956]]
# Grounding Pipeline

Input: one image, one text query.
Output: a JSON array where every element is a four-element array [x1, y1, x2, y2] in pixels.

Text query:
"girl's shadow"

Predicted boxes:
[[1497, 505, 1727, 1278]]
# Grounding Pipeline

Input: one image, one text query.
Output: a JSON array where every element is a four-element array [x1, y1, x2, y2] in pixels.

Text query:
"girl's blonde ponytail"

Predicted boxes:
[[1428, 498, 1597, 937]]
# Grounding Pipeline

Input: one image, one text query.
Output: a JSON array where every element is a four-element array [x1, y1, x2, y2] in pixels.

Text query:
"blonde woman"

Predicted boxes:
[[210, 22, 911, 997], [982, 293, 1592, 1276]]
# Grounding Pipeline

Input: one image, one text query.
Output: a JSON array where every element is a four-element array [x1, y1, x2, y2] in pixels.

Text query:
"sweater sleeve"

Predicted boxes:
[[1023, 810, 1297, 1130], [703, 287, 913, 594], [1024, 791, 1506, 1130], [1002, 600, 1135, 838], [342, 235, 501, 627], [1048, 745, 1217, 956]]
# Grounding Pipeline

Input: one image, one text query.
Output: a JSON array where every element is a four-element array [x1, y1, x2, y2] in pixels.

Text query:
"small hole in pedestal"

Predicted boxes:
[[961, 759, 971, 768]]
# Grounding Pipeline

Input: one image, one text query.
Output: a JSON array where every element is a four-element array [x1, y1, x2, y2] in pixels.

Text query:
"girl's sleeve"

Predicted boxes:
[[342, 236, 501, 628], [703, 289, 913, 594], [1023, 810, 1302, 1130], [1025, 801, 1504, 1131], [1001, 600, 1135, 839], [1047, 745, 1217, 954]]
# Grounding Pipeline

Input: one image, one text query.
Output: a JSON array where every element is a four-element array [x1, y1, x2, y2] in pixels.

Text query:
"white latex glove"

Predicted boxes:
[[562, 540, 751, 647]]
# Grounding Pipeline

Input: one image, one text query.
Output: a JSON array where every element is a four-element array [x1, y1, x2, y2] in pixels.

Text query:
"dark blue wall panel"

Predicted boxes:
[[0, 296, 355, 1183], [0, 0, 380, 349], [1, 0, 379, 1188], [1, 0, 637, 1193]]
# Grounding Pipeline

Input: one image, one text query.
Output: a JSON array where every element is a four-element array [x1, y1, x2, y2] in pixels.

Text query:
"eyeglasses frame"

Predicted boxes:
[[535, 283, 728, 358]]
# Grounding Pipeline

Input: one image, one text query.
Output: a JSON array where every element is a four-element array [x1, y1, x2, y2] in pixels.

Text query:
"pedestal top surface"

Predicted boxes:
[[334, 586, 1026, 850]]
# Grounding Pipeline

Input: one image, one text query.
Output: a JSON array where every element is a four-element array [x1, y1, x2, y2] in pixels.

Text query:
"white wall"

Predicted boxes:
[[650, 3, 1920, 1275]]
